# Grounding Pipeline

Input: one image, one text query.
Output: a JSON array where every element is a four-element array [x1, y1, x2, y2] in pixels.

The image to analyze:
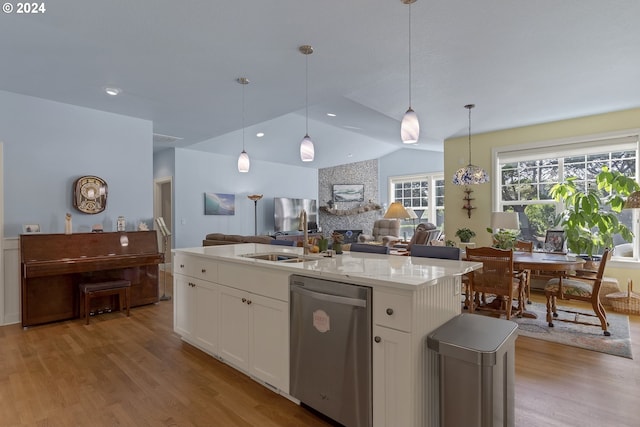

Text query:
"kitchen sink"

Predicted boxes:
[[241, 252, 318, 263]]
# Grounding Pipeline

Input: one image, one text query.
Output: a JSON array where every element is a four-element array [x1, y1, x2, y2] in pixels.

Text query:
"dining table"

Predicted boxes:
[[464, 250, 585, 319]]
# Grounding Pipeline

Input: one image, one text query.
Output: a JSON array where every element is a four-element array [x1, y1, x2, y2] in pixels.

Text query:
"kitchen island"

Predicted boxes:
[[173, 243, 481, 427]]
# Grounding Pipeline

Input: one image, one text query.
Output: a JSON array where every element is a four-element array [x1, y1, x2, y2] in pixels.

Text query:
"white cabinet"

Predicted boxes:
[[372, 324, 412, 427], [174, 274, 195, 337], [218, 284, 289, 392], [372, 289, 414, 427], [218, 285, 250, 369], [193, 281, 219, 354], [173, 274, 219, 354]]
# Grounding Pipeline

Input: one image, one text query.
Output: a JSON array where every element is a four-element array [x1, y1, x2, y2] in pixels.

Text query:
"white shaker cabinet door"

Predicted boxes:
[[174, 274, 195, 338], [193, 281, 219, 355], [248, 293, 289, 392], [218, 285, 250, 371], [372, 324, 413, 427]]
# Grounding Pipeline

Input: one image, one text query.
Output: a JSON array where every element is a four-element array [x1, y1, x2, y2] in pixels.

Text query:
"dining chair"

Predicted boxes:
[[466, 246, 525, 320], [515, 240, 534, 304], [349, 243, 390, 254], [544, 249, 611, 335], [410, 244, 460, 260], [270, 239, 296, 246]]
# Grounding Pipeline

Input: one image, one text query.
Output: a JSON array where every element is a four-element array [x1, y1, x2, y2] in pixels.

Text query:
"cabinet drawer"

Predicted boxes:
[[174, 253, 218, 282], [373, 291, 412, 332]]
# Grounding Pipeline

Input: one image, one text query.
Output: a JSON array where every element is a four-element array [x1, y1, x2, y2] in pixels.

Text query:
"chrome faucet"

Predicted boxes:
[[299, 209, 309, 255]]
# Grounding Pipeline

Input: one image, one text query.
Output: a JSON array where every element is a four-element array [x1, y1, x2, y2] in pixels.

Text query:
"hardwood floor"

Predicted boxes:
[[0, 275, 638, 426]]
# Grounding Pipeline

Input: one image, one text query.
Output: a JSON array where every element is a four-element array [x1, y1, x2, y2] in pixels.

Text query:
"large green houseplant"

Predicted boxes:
[[550, 166, 639, 259]]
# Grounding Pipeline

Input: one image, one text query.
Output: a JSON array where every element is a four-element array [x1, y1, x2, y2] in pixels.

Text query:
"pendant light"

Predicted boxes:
[[400, 0, 419, 144], [452, 104, 489, 185], [237, 77, 250, 173], [299, 45, 315, 162]]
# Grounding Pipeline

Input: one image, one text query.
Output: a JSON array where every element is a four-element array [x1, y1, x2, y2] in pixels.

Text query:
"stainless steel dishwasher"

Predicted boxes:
[[290, 274, 372, 427]]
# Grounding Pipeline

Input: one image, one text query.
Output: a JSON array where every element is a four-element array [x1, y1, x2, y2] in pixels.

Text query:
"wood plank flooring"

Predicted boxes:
[[0, 275, 638, 427]]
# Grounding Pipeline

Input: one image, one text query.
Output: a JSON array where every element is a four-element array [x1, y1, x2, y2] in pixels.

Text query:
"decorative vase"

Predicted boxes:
[[333, 242, 343, 254]]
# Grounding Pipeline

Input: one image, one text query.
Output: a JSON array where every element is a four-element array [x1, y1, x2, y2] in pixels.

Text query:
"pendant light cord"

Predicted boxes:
[[468, 106, 471, 165], [408, 2, 412, 108], [305, 52, 309, 135], [242, 81, 246, 151]]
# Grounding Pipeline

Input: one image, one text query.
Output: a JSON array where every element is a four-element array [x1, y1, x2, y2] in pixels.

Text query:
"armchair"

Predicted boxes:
[[358, 219, 400, 246]]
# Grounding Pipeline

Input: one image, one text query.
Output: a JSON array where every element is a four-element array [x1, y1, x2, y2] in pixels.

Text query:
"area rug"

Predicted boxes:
[[471, 302, 633, 359]]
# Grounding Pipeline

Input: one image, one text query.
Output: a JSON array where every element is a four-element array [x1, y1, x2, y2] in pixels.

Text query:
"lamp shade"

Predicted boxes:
[[401, 108, 419, 144], [237, 150, 250, 173], [405, 207, 419, 220], [300, 134, 314, 162], [624, 190, 640, 209], [491, 211, 519, 230], [384, 202, 410, 219], [453, 164, 490, 185]]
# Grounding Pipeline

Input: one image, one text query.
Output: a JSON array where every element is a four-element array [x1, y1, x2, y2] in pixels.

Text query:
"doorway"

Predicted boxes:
[[154, 177, 173, 272]]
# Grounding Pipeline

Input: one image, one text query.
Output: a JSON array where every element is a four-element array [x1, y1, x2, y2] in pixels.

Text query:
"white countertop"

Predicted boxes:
[[174, 243, 482, 291]]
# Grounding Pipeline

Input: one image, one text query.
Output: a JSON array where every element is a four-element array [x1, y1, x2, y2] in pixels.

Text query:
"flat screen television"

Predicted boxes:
[[274, 197, 318, 233]]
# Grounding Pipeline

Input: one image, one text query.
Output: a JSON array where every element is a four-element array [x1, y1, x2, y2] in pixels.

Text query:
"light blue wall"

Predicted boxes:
[[378, 148, 444, 202], [173, 148, 318, 248], [0, 90, 154, 236]]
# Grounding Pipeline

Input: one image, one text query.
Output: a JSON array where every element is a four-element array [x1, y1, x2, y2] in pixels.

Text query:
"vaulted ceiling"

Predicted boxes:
[[2, 0, 639, 168]]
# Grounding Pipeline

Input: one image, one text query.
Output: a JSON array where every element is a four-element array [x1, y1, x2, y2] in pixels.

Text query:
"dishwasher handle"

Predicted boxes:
[[291, 285, 367, 308]]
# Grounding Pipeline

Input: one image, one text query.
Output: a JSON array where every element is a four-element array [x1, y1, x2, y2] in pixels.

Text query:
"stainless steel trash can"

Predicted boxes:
[[427, 313, 518, 427]]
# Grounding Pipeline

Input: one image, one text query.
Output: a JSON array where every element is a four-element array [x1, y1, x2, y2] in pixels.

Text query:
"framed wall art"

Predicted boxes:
[[333, 184, 364, 202], [204, 193, 235, 215]]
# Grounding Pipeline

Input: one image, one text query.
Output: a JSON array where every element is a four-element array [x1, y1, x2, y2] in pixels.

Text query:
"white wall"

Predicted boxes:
[[173, 148, 318, 248], [378, 148, 444, 202], [0, 90, 154, 236]]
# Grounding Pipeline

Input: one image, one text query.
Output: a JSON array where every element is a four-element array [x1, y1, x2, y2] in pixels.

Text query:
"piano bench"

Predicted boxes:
[[79, 280, 131, 325]]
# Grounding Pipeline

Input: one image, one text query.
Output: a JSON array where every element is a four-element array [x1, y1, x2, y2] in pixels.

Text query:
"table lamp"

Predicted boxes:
[[491, 211, 520, 231], [405, 207, 418, 229], [384, 202, 410, 220]]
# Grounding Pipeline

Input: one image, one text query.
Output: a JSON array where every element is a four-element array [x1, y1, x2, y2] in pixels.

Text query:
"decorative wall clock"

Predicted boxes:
[[73, 175, 108, 214]]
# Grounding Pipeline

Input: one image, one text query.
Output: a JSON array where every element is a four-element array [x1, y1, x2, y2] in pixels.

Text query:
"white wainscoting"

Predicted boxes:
[[2, 237, 20, 326]]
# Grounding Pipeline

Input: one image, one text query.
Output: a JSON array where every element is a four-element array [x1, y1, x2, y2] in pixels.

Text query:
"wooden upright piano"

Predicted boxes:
[[20, 231, 164, 327]]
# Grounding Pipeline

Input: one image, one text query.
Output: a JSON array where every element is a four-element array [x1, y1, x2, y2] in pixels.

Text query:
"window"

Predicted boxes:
[[389, 173, 444, 238], [493, 132, 639, 259]]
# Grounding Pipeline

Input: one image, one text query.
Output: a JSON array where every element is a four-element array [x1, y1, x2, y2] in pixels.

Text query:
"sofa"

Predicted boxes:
[[203, 233, 273, 246]]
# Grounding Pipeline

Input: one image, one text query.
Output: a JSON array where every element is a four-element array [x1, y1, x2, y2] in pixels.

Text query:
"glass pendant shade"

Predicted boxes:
[[453, 164, 489, 185], [300, 134, 314, 162], [452, 103, 489, 185], [237, 150, 250, 173], [401, 108, 419, 144]]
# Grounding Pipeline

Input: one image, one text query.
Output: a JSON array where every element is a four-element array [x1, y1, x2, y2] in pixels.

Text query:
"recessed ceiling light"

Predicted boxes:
[[327, 113, 336, 117], [104, 87, 121, 96], [256, 132, 265, 137]]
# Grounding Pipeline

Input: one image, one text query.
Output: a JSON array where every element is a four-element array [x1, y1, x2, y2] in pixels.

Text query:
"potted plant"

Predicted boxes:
[[486, 227, 520, 250], [550, 166, 639, 260], [455, 227, 476, 243]]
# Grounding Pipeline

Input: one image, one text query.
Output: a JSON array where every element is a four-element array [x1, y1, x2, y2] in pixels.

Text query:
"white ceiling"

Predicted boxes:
[[2, 0, 640, 169]]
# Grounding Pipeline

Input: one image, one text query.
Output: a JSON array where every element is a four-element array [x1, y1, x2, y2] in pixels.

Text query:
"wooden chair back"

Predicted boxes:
[[515, 240, 534, 252], [466, 246, 523, 319]]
